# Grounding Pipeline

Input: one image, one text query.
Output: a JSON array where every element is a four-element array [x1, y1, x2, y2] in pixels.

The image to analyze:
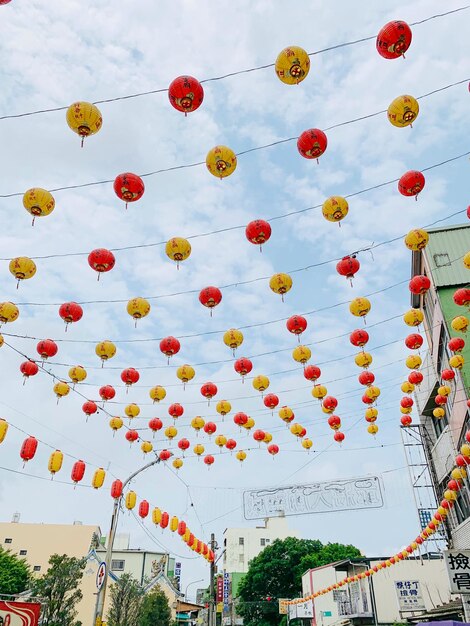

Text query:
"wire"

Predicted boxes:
[[130, 511, 200, 561]]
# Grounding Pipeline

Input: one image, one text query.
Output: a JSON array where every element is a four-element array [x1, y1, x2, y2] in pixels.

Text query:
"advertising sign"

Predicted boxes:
[[217, 576, 224, 603], [288, 600, 314, 620], [223, 571, 230, 608], [174, 561, 182, 591], [444, 550, 470, 593], [394, 580, 426, 611], [0, 601, 41, 626]]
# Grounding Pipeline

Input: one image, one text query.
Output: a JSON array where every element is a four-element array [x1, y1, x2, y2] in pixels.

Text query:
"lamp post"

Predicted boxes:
[[184, 578, 204, 603], [92, 455, 164, 626]]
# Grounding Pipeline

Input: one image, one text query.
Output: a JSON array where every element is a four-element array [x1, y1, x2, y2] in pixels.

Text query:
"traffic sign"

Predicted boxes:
[[96, 562, 107, 590]]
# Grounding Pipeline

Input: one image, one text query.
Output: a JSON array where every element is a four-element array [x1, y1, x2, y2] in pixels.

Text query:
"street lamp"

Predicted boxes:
[[184, 578, 204, 603]]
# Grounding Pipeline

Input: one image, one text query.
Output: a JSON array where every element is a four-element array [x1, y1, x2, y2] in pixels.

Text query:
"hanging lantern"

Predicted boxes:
[[449, 337, 465, 353], [367, 424, 379, 436], [23, 188, 55, 224], [327, 415, 341, 431], [125, 491, 137, 510], [405, 333, 423, 350], [178, 438, 190, 454], [275, 46, 310, 84], [252, 375, 270, 394], [464, 252, 470, 269], [350, 329, 369, 347], [111, 479, 123, 499], [236, 450, 247, 462], [168, 75, 204, 114], [165, 426, 178, 441], [253, 429, 266, 444], [449, 355, 465, 370], [203, 422, 217, 436], [441, 369, 455, 382], [451, 315, 469, 333], [138, 500, 149, 519], [398, 171, 425, 200], [278, 406, 294, 423], [36, 339, 58, 360], [194, 443, 205, 457], [349, 297, 371, 319], [165, 237, 192, 268], [95, 340, 117, 365], [403, 308, 424, 327], [215, 434, 227, 448], [160, 336, 181, 361], [199, 286, 222, 315], [216, 400, 232, 417], [173, 457, 183, 470], [387, 95, 419, 128], [125, 430, 139, 444], [206, 146, 237, 179], [362, 394, 375, 406], [149, 418, 163, 436], [204, 454, 215, 467], [334, 432, 345, 444], [267, 444, 279, 456], [401, 381, 415, 393], [264, 393, 279, 411], [269, 273, 293, 300], [176, 365, 195, 387], [286, 315, 307, 339], [322, 196, 348, 224], [88, 249, 115, 280], [245, 219, 272, 250], [20, 360, 39, 382], [401, 396, 414, 409], [233, 412, 248, 428], [71, 460, 86, 485], [121, 367, 140, 388], [223, 329, 244, 355], [149, 385, 166, 403], [376, 20, 412, 59], [58, 302, 83, 329], [263, 432, 273, 444], [48, 450, 64, 476], [159, 449, 172, 462], [365, 408, 378, 423], [292, 345, 311, 365], [170, 515, 179, 532], [69, 365, 87, 384], [302, 438, 313, 450], [304, 365, 321, 382], [435, 394, 448, 406], [109, 417, 123, 433], [408, 371, 423, 385], [358, 370, 375, 386], [125, 403, 140, 419], [191, 416, 205, 433], [405, 354, 422, 370], [168, 403, 184, 420], [404, 229, 429, 251], [322, 396, 338, 414], [53, 381, 70, 401], [355, 352, 373, 368], [242, 417, 255, 431], [201, 382, 218, 404], [401, 415, 412, 427], [409, 275, 431, 295], [66, 101, 102, 146], [454, 288, 470, 307], [99, 384, 116, 401], [234, 357, 252, 380], [226, 439, 237, 451], [297, 128, 327, 162], [127, 297, 150, 323], [0, 419, 8, 444], [9, 257, 37, 286], [312, 385, 327, 400], [20, 436, 38, 464], [152, 508, 162, 525], [336, 256, 360, 286], [438, 385, 451, 397], [365, 385, 381, 400], [113, 173, 145, 207], [0, 301, 19, 325]]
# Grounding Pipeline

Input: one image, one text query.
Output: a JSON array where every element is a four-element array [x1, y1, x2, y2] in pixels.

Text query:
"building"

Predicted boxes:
[[301, 554, 463, 625], [409, 223, 470, 548]]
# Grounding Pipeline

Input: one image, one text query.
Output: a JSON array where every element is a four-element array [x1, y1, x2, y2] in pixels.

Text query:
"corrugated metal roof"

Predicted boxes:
[[424, 223, 470, 287]]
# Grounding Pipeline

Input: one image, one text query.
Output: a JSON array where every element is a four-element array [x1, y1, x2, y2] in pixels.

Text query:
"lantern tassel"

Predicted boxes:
[[97, 273, 100, 282], [81, 137, 84, 148], [31, 217, 36, 227], [210, 309, 213, 318], [65, 323, 68, 333], [22, 377, 26, 386]]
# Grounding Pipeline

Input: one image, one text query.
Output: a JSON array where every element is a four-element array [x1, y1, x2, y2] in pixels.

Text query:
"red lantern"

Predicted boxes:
[[456, 454, 469, 467], [20, 360, 39, 381], [111, 479, 123, 499], [169, 403, 184, 419], [187, 532, 195, 546], [159, 336, 181, 360], [233, 412, 248, 427], [88, 248, 115, 279], [168, 75, 204, 114], [99, 384, 116, 401], [199, 286, 222, 315], [336, 256, 360, 285], [178, 438, 190, 452], [298, 427, 307, 438], [125, 430, 139, 444], [334, 431, 345, 443], [453, 288, 470, 307], [263, 393, 279, 411], [71, 460, 86, 484], [401, 397, 413, 408], [225, 438, 237, 451], [20, 436, 38, 464], [409, 275, 431, 295], [234, 357, 253, 380], [253, 429, 266, 443], [376, 20, 412, 59], [398, 171, 425, 199], [268, 444, 279, 456], [322, 396, 338, 412], [201, 382, 218, 403], [401, 415, 412, 427], [448, 337, 465, 353], [466, 430, 470, 443], [59, 302, 83, 329], [447, 479, 462, 492], [178, 521, 187, 536], [350, 329, 369, 347], [203, 422, 217, 436], [408, 371, 423, 385], [204, 454, 215, 467], [297, 128, 328, 162], [159, 449, 172, 462], [36, 339, 58, 360], [286, 315, 307, 338], [358, 371, 375, 386], [113, 172, 145, 207], [304, 365, 321, 382], [405, 333, 423, 350], [121, 367, 140, 387], [160, 512, 169, 529], [441, 369, 455, 382], [149, 418, 163, 435], [362, 394, 374, 405], [435, 395, 447, 406], [328, 415, 341, 431], [82, 400, 98, 417], [245, 219, 272, 250], [139, 500, 150, 519]]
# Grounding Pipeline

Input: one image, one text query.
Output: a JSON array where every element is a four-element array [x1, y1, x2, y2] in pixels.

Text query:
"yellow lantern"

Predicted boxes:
[[243, 417, 255, 431], [170, 516, 179, 532], [355, 352, 373, 368], [349, 297, 371, 318], [173, 458, 183, 470], [206, 145, 237, 179], [252, 375, 270, 393], [176, 364, 195, 386], [109, 417, 123, 433], [191, 416, 205, 432], [263, 432, 273, 444], [367, 424, 379, 436], [0, 302, 19, 324], [127, 297, 151, 322], [194, 443, 205, 456], [183, 528, 191, 542], [223, 328, 244, 354], [433, 407, 445, 419], [292, 345, 312, 365], [364, 385, 381, 400], [23, 188, 55, 223], [125, 403, 140, 419], [463, 251, 470, 270], [290, 423, 303, 436], [405, 354, 422, 370], [275, 46, 310, 85], [404, 229, 429, 251], [312, 385, 327, 400], [236, 450, 247, 462], [451, 315, 469, 333], [165, 237, 192, 266], [322, 196, 349, 224], [9, 257, 36, 285], [66, 101, 102, 145], [269, 273, 293, 300], [165, 425, 178, 440], [95, 340, 116, 364], [461, 443, 470, 457], [152, 507, 162, 524], [125, 491, 137, 510], [149, 385, 166, 403], [92, 468, 106, 489], [401, 381, 415, 394], [53, 381, 70, 401], [302, 438, 313, 450], [400, 406, 412, 414], [48, 450, 64, 476], [438, 385, 451, 397], [449, 354, 465, 369], [365, 407, 378, 422], [140, 441, 153, 455], [0, 419, 9, 444], [403, 308, 424, 327], [387, 95, 419, 128], [452, 467, 467, 481], [279, 406, 294, 422], [216, 400, 231, 417], [444, 489, 457, 502], [68, 365, 87, 384], [437, 507, 448, 517], [215, 434, 227, 448], [0, 335, 3, 348]]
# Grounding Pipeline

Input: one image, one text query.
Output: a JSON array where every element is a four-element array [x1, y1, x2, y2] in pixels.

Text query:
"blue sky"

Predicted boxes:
[[0, 0, 468, 593]]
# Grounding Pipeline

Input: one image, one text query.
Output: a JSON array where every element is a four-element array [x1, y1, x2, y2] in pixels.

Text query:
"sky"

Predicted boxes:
[[0, 0, 469, 599]]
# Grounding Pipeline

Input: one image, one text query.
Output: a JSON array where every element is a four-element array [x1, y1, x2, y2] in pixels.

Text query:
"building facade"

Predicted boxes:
[[409, 224, 470, 548]]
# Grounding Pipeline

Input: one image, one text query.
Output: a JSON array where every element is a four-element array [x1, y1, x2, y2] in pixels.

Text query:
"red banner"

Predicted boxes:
[[216, 576, 223, 603], [0, 601, 41, 626]]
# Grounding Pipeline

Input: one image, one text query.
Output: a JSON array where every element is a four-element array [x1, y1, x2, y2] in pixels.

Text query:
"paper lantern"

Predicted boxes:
[[409, 275, 431, 295], [66, 101, 102, 146], [176, 365, 195, 387], [0, 419, 8, 444], [125, 430, 139, 444], [149, 385, 166, 403], [404, 229, 429, 251], [406, 354, 422, 370], [405, 333, 423, 350], [449, 355, 465, 370], [121, 368, 140, 388], [113, 173, 145, 207], [92, 469, 106, 491], [278, 406, 294, 423], [322, 196, 348, 224], [216, 400, 232, 417], [165, 237, 192, 267], [160, 336, 181, 361], [252, 375, 270, 393], [127, 297, 150, 322], [23, 188, 55, 224], [226, 438, 237, 451], [245, 220, 272, 249], [53, 381, 70, 401], [206, 146, 237, 179], [20, 360, 39, 382], [304, 365, 321, 382], [350, 329, 369, 347], [0, 301, 19, 325], [148, 418, 163, 436], [349, 297, 371, 319], [312, 385, 327, 400], [275, 46, 310, 84], [403, 308, 424, 327], [125, 491, 137, 510], [355, 352, 373, 368], [451, 316, 469, 333], [168, 75, 204, 114], [109, 417, 123, 433], [292, 345, 311, 364], [169, 403, 184, 420], [376, 20, 412, 59], [88, 249, 115, 279], [454, 288, 470, 307], [297, 128, 327, 161], [173, 458, 183, 470], [95, 340, 117, 364], [20, 436, 38, 464], [224, 328, 244, 354], [286, 315, 307, 339], [71, 460, 86, 484], [36, 339, 58, 360], [99, 384, 116, 401], [387, 95, 419, 128], [9, 257, 37, 286], [199, 286, 222, 315], [141, 441, 153, 454], [269, 273, 293, 300], [48, 450, 64, 476], [59, 302, 83, 328], [111, 479, 123, 499], [399, 171, 425, 199], [236, 450, 247, 462]]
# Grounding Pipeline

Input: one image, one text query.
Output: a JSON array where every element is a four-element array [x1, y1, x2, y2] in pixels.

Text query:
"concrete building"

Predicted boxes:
[[301, 554, 463, 625], [409, 223, 470, 548]]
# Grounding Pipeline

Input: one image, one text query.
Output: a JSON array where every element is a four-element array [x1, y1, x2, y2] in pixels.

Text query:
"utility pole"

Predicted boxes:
[[209, 533, 216, 626]]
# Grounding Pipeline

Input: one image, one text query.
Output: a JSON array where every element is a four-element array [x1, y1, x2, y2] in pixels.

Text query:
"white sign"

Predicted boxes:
[[288, 600, 314, 620], [444, 550, 470, 593], [394, 580, 426, 612], [96, 562, 106, 590]]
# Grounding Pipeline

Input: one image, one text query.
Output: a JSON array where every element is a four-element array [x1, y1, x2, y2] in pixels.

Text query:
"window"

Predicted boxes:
[[4, 538, 12, 544], [33, 566, 41, 572], [239, 537, 244, 546], [19, 550, 27, 556], [433, 253, 451, 268], [265, 539, 270, 544], [111, 559, 125, 571], [260, 538, 266, 546], [238, 554, 244, 563]]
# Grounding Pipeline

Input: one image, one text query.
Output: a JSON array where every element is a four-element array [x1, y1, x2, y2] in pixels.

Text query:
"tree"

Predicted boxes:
[[140, 584, 172, 626], [107, 573, 143, 626], [0, 546, 31, 595], [31, 554, 85, 626], [237, 537, 361, 626]]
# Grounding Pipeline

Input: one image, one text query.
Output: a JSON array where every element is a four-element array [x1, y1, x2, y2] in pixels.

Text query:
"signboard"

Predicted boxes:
[[322, 611, 332, 617], [96, 561, 107, 590], [174, 561, 182, 591], [243, 476, 383, 519], [278, 599, 288, 615], [444, 550, 470, 593], [0, 601, 41, 626], [288, 600, 314, 620], [217, 576, 224, 603], [223, 571, 230, 608], [394, 580, 426, 612]]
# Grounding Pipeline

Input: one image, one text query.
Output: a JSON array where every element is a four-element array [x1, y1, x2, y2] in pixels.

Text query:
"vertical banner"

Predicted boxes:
[[174, 561, 182, 590], [223, 571, 230, 608], [217, 575, 224, 603]]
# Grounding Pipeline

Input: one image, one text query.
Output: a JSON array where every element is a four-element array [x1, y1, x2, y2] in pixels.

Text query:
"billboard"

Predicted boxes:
[[0, 601, 41, 626]]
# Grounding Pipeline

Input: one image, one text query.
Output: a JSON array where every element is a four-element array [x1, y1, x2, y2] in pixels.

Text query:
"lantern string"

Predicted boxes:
[[0, 6, 467, 122]]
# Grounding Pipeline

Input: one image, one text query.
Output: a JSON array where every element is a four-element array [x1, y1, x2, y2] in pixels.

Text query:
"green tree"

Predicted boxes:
[[0, 546, 31, 595], [140, 584, 172, 626], [107, 573, 143, 626], [31, 554, 85, 626], [237, 537, 361, 626]]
